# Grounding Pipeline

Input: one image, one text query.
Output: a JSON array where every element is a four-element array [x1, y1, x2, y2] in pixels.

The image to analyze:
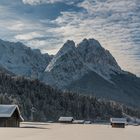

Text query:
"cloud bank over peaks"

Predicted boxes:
[[22, 0, 82, 5], [0, 0, 140, 76]]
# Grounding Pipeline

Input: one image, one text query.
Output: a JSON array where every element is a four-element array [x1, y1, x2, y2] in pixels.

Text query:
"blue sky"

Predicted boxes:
[[0, 0, 140, 76]]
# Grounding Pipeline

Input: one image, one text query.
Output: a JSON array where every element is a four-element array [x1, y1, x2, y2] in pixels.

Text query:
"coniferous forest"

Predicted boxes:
[[0, 72, 140, 121]]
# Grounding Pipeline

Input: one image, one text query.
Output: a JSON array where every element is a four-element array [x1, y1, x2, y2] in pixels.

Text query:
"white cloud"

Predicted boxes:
[[7, 21, 25, 31], [26, 39, 60, 54], [15, 32, 43, 40], [0, 0, 140, 76], [22, 0, 64, 5], [22, 0, 79, 5]]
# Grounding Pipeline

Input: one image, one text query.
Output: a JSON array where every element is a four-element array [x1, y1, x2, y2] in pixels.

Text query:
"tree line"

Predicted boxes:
[[0, 72, 140, 121]]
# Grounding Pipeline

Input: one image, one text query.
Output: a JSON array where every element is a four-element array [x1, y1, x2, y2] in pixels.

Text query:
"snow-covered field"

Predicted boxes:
[[0, 122, 140, 140]]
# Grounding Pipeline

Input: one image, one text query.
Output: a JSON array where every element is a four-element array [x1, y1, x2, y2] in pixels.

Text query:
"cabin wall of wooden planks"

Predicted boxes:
[[111, 123, 125, 128], [0, 109, 20, 127]]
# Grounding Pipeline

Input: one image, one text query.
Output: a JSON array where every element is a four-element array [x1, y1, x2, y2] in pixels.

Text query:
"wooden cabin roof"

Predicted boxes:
[[110, 118, 126, 124], [73, 120, 85, 124], [58, 117, 74, 122], [0, 105, 24, 121]]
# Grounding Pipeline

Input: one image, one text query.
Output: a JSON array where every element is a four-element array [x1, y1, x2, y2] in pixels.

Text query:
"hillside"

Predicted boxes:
[[0, 71, 140, 121]]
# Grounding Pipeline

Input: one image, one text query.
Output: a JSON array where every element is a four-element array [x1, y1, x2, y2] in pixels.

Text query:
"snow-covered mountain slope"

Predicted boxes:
[[77, 39, 122, 79], [42, 38, 140, 107], [67, 70, 140, 107], [0, 39, 52, 79], [43, 38, 124, 87], [42, 40, 89, 87]]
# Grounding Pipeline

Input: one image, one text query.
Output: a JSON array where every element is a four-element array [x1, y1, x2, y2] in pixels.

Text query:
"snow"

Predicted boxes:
[[0, 38, 125, 88], [73, 120, 85, 124], [58, 117, 73, 122], [43, 38, 123, 87], [45, 40, 76, 72], [0, 39, 51, 79], [0, 105, 18, 117], [43, 40, 89, 87], [77, 38, 122, 80], [110, 118, 127, 124], [0, 122, 140, 140], [0, 105, 23, 121]]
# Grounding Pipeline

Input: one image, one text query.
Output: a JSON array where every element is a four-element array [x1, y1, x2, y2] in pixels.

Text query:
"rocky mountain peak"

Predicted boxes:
[[44, 40, 89, 87], [44, 38, 123, 87], [77, 38, 121, 79], [77, 38, 102, 50], [45, 40, 76, 72], [57, 40, 76, 56]]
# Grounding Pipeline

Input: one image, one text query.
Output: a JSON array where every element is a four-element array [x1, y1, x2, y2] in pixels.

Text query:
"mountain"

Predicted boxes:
[[0, 71, 140, 121], [77, 39, 122, 79], [43, 38, 140, 108], [0, 39, 52, 79], [0, 38, 140, 108], [42, 40, 89, 87], [43, 38, 123, 87], [42, 38, 122, 86]]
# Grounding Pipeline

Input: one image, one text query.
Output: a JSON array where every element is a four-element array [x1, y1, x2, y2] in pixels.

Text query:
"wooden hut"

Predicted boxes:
[[0, 105, 24, 127], [58, 117, 74, 123], [110, 118, 126, 128]]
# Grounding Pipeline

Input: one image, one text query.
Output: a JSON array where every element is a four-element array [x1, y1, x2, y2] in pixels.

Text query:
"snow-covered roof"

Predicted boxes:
[[73, 120, 85, 124], [110, 118, 126, 124], [0, 105, 24, 121], [58, 117, 74, 122], [84, 121, 92, 124]]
